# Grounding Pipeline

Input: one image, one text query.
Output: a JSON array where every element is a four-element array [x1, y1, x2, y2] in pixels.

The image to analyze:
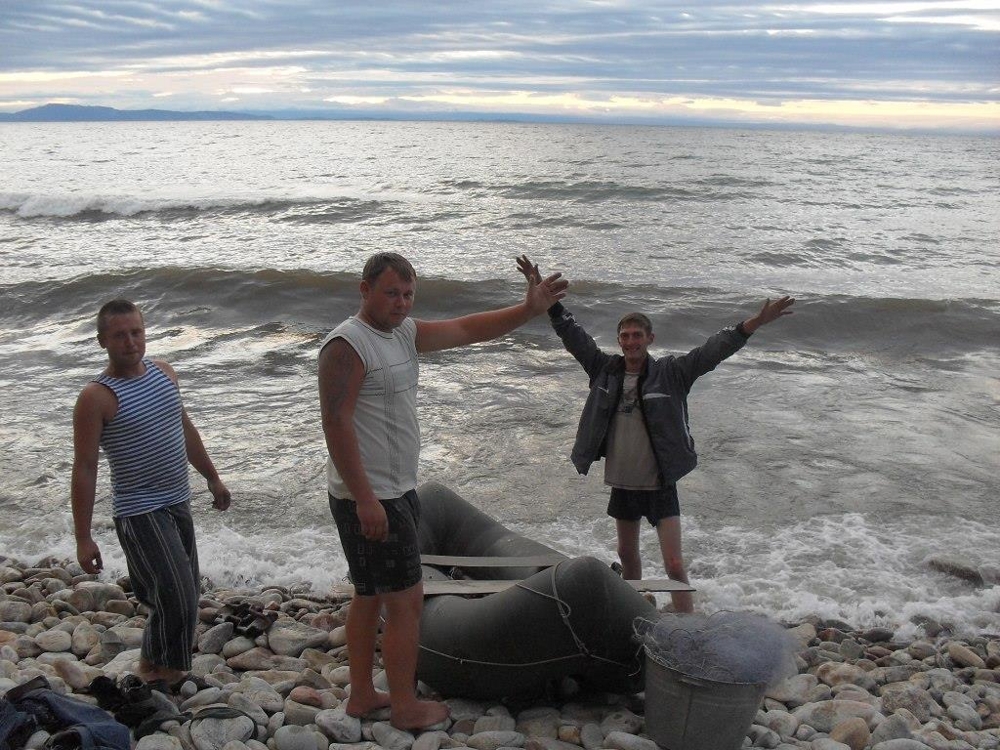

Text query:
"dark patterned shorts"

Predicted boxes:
[[607, 485, 680, 526], [329, 489, 423, 596]]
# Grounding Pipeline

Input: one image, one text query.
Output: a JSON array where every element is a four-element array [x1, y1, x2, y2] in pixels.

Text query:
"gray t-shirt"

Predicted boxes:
[[604, 373, 661, 490], [321, 316, 420, 499]]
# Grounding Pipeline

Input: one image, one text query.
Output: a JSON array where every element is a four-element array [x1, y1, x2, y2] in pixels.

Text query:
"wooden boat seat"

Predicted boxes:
[[331, 577, 695, 596]]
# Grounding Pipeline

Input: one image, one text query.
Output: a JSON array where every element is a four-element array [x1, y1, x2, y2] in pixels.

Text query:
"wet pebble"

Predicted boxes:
[[0, 556, 998, 750]]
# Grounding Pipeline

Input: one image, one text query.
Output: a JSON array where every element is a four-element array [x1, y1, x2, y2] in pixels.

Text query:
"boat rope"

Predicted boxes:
[[416, 562, 636, 672], [416, 645, 585, 669]]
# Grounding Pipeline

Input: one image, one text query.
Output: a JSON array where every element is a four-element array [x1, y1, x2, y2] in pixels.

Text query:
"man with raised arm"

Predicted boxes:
[[318, 253, 567, 731], [519, 256, 793, 613], [71, 299, 231, 689]]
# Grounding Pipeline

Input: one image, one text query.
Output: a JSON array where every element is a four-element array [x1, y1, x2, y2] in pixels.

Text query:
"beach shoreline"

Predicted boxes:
[[3, 553, 1000, 749]]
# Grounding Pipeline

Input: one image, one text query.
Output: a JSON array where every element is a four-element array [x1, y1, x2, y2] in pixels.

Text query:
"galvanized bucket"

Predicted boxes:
[[644, 648, 767, 750]]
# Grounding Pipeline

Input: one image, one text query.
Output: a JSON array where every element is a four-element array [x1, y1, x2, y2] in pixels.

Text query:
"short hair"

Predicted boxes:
[[362, 252, 416, 284], [97, 299, 142, 335], [617, 312, 653, 335]]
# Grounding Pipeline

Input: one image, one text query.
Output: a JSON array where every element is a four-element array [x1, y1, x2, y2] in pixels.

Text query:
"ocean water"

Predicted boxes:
[[1, 121, 997, 637]]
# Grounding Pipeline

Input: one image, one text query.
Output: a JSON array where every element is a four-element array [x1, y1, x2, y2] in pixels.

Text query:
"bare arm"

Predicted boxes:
[[71, 384, 112, 573], [414, 264, 568, 353], [740, 296, 795, 334], [155, 359, 231, 511], [318, 339, 388, 541]]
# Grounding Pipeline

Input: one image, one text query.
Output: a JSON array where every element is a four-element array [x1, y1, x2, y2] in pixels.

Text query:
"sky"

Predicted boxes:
[[1, 1, 998, 132]]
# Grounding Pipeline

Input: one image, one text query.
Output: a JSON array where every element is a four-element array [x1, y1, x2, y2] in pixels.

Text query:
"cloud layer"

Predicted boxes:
[[2, 1, 998, 130]]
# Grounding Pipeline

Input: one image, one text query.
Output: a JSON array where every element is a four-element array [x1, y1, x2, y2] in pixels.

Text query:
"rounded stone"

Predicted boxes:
[[602, 731, 658, 750], [315, 708, 362, 743], [474, 715, 516, 733], [947, 642, 986, 669], [467, 730, 526, 750], [869, 740, 934, 750], [188, 712, 255, 750], [35, 629, 72, 652], [879, 684, 939, 723], [221, 635, 256, 658], [198, 621, 235, 655], [868, 712, 915, 745], [288, 685, 323, 707], [579, 722, 604, 750], [0, 599, 32, 623], [273, 724, 318, 750], [267, 620, 328, 657], [829, 716, 870, 750], [556, 725, 581, 744], [373, 721, 420, 750], [599, 709, 643, 735], [135, 734, 184, 750], [228, 692, 270, 726], [811, 740, 851, 750], [765, 673, 818, 707], [412, 730, 450, 750], [761, 709, 799, 738], [906, 641, 937, 660], [791, 700, 882, 733]]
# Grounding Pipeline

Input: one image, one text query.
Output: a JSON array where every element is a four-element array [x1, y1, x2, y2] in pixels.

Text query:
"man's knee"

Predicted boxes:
[[382, 582, 424, 622]]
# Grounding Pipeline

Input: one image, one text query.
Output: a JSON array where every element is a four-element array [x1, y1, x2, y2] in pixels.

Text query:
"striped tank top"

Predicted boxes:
[[95, 358, 190, 518]]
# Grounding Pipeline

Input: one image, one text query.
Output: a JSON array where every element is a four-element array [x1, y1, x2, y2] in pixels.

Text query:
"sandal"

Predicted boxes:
[[88, 674, 162, 728]]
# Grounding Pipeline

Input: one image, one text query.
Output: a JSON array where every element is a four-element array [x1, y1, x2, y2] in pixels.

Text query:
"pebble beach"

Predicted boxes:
[[2, 554, 999, 750]]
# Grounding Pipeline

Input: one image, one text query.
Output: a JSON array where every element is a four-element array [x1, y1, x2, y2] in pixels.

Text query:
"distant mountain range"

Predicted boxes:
[[0, 102, 985, 134], [0, 102, 584, 124], [0, 103, 273, 122]]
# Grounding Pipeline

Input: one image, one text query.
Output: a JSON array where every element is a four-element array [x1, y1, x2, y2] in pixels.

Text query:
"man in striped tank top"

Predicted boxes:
[[71, 299, 231, 689]]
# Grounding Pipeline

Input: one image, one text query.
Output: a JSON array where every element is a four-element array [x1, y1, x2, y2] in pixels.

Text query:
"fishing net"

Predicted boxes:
[[635, 610, 798, 687]]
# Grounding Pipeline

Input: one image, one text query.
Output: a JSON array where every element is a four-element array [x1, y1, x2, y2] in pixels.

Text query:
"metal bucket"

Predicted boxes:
[[644, 648, 767, 750]]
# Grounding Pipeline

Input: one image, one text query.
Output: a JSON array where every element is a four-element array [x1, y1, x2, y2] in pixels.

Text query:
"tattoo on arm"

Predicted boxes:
[[321, 341, 362, 417]]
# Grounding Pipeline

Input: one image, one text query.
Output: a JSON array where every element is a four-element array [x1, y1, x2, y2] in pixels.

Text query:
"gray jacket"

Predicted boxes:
[[549, 302, 749, 484]]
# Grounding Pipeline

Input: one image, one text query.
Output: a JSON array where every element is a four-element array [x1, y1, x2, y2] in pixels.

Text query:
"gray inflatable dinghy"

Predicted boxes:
[[415, 481, 655, 700]]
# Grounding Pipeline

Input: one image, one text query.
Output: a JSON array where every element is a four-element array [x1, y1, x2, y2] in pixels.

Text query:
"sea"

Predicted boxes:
[[1, 121, 997, 638]]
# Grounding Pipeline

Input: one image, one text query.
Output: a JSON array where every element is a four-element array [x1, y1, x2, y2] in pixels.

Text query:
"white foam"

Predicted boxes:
[[513, 512, 1000, 637], [3, 508, 996, 637], [0, 185, 377, 219], [0, 523, 349, 595]]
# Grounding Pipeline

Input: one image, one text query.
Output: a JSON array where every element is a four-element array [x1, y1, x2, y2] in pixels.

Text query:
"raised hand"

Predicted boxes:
[[516, 254, 543, 284], [743, 295, 795, 333], [517, 254, 566, 314]]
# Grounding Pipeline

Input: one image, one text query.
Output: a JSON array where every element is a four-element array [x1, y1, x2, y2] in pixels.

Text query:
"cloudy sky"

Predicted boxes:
[[1, 1, 998, 131]]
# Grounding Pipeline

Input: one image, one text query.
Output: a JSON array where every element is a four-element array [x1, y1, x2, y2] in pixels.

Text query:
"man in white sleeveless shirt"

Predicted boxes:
[[318, 253, 567, 731]]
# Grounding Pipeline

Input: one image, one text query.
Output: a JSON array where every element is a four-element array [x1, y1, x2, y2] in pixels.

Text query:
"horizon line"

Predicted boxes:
[[1, 102, 996, 137]]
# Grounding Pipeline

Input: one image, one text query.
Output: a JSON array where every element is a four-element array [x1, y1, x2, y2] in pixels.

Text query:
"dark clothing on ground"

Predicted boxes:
[[1, 675, 130, 750], [114, 500, 200, 671], [330, 489, 423, 596]]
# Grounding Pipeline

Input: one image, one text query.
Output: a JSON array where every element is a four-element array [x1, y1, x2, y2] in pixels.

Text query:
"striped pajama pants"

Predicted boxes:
[[114, 501, 200, 671]]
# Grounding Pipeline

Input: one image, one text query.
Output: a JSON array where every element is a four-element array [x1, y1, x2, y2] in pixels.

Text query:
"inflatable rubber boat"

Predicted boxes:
[[414, 481, 656, 700]]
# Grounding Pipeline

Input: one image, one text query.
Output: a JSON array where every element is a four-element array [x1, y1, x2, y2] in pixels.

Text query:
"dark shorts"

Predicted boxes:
[[607, 485, 680, 526], [329, 489, 423, 596]]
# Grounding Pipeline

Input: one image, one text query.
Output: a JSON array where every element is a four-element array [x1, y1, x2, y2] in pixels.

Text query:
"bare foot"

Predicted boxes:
[[390, 699, 450, 731], [345, 689, 392, 717]]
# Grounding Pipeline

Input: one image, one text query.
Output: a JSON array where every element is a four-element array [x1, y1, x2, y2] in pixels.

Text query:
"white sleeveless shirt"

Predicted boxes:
[[320, 316, 420, 499]]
